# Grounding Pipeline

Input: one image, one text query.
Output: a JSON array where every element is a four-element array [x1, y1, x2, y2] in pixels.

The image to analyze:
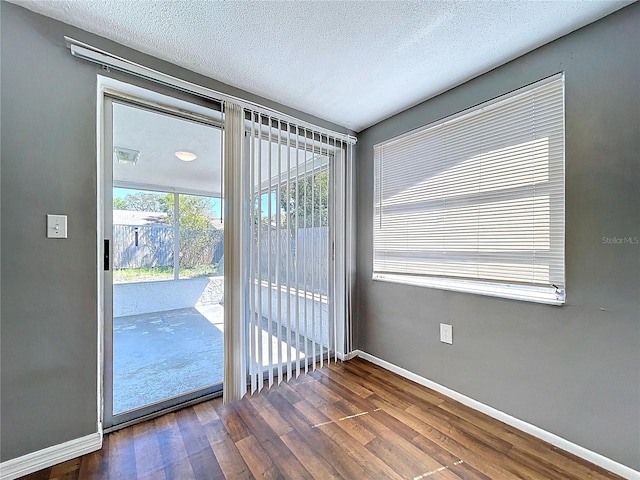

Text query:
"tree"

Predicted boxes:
[[113, 191, 214, 227], [279, 170, 328, 228], [163, 194, 213, 230], [115, 191, 167, 213], [164, 194, 218, 269], [113, 198, 127, 210]]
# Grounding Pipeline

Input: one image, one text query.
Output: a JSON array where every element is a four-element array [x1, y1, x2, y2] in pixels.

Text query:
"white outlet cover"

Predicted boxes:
[[440, 323, 453, 344], [47, 214, 67, 238]]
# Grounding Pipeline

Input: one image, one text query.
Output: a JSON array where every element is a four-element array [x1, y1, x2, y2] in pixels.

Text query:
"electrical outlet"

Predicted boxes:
[[440, 323, 453, 344]]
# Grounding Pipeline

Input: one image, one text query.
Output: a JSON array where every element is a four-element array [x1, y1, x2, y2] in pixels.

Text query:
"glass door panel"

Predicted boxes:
[[104, 97, 224, 427]]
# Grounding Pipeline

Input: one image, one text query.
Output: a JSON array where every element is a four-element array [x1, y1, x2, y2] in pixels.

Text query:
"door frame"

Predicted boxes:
[[97, 76, 225, 431]]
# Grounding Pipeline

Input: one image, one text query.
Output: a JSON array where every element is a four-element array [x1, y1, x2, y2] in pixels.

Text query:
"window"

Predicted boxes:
[[373, 74, 565, 305], [112, 188, 223, 283]]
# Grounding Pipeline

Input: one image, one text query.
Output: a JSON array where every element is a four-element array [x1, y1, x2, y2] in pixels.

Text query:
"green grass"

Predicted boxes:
[[114, 264, 220, 283], [179, 264, 219, 279]]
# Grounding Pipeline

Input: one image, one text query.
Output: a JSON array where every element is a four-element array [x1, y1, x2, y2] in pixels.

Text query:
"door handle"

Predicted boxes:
[[104, 239, 110, 271]]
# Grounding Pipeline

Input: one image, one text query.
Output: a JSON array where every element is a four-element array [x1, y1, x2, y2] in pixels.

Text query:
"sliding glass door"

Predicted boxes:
[[101, 87, 354, 420], [103, 95, 224, 428]]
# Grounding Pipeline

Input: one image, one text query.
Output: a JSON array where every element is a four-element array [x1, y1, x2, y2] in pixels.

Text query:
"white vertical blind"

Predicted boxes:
[[222, 102, 247, 403], [246, 112, 347, 393], [373, 74, 565, 304]]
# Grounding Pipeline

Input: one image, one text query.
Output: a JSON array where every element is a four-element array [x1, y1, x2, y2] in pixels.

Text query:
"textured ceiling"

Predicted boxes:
[[113, 102, 222, 196], [9, 0, 632, 131]]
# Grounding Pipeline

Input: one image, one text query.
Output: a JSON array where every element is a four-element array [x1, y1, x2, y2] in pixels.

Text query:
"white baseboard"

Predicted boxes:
[[0, 432, 102, 480], [338, 350, 358, 361], [352, 349, 640, 480]]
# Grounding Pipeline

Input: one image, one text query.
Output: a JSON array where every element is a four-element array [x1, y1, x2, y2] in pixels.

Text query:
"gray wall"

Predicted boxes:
[[0, 2, 352, 462], [355, 3, 640, 470]]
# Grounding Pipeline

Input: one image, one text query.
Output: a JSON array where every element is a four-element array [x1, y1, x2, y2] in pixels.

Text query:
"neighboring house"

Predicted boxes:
[[112, 210, 169, 226], [112, 210, 223, 229]]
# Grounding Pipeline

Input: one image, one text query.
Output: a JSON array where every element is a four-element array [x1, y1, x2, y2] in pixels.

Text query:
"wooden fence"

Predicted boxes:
[[254, 226, 329, 296], [113, 224, 329, 295], [112, 225, 223, 270]]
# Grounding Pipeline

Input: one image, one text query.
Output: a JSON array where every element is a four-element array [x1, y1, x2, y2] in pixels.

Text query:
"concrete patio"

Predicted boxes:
[[113, 304, 224, 414], [112, 276, 329, 414]]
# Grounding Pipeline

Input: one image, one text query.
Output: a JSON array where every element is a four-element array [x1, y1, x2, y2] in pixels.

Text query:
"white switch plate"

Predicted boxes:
[[440, 323, 453, 344], [47, 214, 67, 238]]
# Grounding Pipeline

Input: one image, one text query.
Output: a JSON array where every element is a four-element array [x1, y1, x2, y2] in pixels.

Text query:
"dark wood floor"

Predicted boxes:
[[21, 358, 623, 480]]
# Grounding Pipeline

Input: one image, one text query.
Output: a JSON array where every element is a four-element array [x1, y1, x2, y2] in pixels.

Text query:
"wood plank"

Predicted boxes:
[[235, 435, 280, 480], [410, 432, 492, 480], [212, 403, 252, 443], [347, 358, 447, 406], [233, 397, 312, 479], [48, 458, 80, 479], [18, 468, 52, 480], [411, 433, 522, 479], [154, 412, 196, 480], [334, 397, 421, 443], [77, 436, 108, 479], [337, 361, 426, 409], [206, 421, 253, 480], [193, 400, 220, 425], [406, 403, 514, 454], [358, 390, 527, 479], [132, 420, 166, 480], [279, 430, 343, 480], [316, 401, 377, 445], [270, 379, 304, 405], [175, 407, 224, 479], [366, 435, 462, 480], [507, 445, 592, 480], [263, 390, 314, 435], [245, 393, 294, 437], [317, 363, 374, 398], [107, 425, 138, 480], [286, 375, 342, 408], [309, 369, 374, 405]]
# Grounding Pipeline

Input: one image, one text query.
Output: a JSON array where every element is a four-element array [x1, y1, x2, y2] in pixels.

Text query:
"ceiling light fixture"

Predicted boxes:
[[114, 146, 140, 165], [175, 151, 197, 162]]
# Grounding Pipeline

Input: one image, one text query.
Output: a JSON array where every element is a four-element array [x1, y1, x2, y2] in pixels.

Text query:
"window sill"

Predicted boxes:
[[372, 273, 565, 306]]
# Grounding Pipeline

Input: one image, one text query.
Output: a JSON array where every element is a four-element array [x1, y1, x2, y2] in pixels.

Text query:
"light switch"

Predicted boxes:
[[47, 214, 67, 238]]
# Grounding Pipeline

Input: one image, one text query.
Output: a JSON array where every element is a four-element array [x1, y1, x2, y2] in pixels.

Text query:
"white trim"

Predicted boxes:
[[96, 77, 106, 435], [338, 351, 358, 361], [351, 349, 640, 480], [0, 433, 102, 480], [372, 274, 565, 306]]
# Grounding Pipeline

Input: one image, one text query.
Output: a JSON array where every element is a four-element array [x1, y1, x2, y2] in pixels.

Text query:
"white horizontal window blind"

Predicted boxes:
[[373, 74, 565, 305]]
